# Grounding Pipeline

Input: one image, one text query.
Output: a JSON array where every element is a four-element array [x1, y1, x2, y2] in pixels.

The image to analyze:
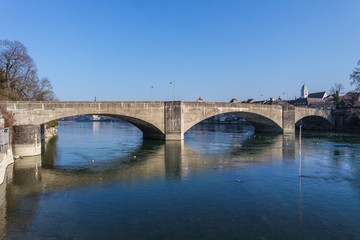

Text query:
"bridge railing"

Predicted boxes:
[[0, 128, 9, 153]]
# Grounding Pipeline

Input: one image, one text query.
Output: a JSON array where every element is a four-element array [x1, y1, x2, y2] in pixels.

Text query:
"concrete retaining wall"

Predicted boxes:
[[0, 148, 14, 185]]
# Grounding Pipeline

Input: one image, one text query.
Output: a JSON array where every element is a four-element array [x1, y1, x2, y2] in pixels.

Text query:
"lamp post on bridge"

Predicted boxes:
[[170, 81, 175, 101], [150, 85, 154, 101], [283, 92, 288, 100]]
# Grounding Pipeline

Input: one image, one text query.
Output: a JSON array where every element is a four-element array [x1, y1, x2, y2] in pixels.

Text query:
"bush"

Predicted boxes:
[[46, 120, 59, 128]]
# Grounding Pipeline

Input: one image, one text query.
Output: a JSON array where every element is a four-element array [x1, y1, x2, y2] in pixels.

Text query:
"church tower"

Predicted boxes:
[[301, 84, 308, 98]]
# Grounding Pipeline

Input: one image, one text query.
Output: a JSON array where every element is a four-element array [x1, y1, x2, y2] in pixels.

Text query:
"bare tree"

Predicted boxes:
[[0, 40, 56, 101], [350, 60, 360, 92], [0, 68, 5, 86], [329, 83, 345, 108], [33, 77, 56, 101]]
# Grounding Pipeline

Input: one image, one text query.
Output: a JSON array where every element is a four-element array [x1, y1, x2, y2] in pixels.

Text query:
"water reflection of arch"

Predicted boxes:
[[41, 136, 165, 172], [11, 133, 296, 196], [182, 133, 296, 172], [12, 139, 166, 195], [227, 133, 296, 161], [185, 122, 296, 163]]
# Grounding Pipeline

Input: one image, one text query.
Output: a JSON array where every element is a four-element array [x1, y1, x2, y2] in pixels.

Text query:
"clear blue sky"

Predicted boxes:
[[1, 0, 359, 101]]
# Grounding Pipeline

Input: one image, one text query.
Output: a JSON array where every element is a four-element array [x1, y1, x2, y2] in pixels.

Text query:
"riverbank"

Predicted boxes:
[[43, 126, 57, 138]]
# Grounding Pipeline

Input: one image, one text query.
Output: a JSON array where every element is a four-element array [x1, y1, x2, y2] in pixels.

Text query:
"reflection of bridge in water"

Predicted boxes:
[[0, 132, 299, 238], [5, 130, 348, 238], [9, 133, 297, 196]]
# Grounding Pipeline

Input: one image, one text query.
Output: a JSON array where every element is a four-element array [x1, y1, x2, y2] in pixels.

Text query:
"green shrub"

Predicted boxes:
[[46, 120, 59, 128]]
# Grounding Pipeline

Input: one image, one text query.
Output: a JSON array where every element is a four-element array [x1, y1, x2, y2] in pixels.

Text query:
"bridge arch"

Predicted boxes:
[[295, 115, 333, 130], [182, 102, 284, 134], [294, 107, 333, 130], [184, 111, 283, 133], [49, 113, 165, 140], [294, 107, 332, 123], [7, 101, 166, 141], [107, 115, 165, 139]]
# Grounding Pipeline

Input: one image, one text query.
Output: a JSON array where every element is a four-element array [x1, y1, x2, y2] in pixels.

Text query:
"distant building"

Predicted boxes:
[[300, 84, 327, 99], [289, 97, 324, 107], [308, 92, 328, 99], [230, 98, 239, 103], [90, 115, 101, 121], [301, 84, 309, 98], [197, 97, 203, 102], [246, 99, 256, 103], [341, 92, 360, 107], [289, 85, 328, 107]]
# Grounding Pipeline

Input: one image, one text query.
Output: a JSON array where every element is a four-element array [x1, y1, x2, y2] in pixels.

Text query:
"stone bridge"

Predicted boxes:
[[6, 101, 332, 156]]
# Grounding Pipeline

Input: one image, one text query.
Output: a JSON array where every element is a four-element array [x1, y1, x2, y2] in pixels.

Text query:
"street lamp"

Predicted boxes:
[[283, 92, 288, 100], [150, 85, 154, 101], [170, 81, 175, 101]]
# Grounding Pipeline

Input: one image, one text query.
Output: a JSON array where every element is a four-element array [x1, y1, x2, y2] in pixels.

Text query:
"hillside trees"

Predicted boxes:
[[0, 40, 56, 101]]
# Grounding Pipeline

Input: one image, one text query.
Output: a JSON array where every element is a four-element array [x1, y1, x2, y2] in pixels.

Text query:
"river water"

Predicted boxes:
[[1, 121, 360, 239]]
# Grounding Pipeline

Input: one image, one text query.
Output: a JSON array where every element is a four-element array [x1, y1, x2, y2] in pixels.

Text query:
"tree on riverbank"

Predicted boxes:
[[0, 40, 57, 130], [0, 40, 56, 101], [350, 60, 360, 92], [329, 83, 345, 108]]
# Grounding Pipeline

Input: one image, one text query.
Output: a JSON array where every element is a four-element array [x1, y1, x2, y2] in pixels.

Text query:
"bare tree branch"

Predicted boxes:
[[0, 40, 56, 101], [350, 60, 360, 92]]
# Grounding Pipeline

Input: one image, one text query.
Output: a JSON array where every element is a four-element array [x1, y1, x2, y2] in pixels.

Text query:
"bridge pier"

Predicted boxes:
[[165, 101, 184, 141], [282, 105, 296, 134], [12, 125, 41, 157]]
